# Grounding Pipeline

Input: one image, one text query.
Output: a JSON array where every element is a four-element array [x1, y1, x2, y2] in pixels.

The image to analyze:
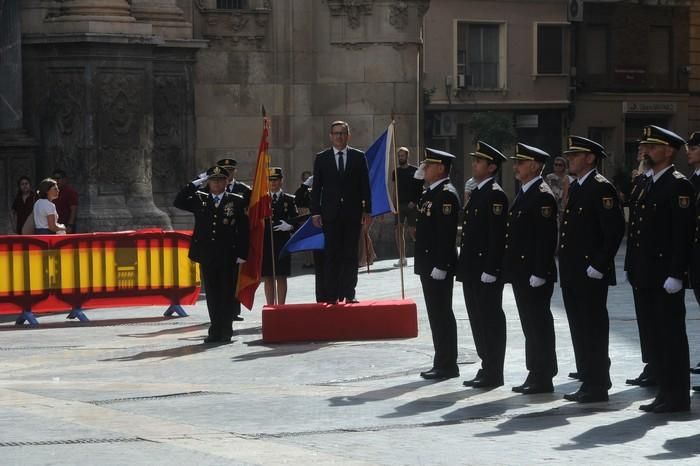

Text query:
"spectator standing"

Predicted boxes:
[[51, 169, 79, 233], [34, 178, 67, 235], [11, 176, 36, 234], [392, 147, 422, 267]]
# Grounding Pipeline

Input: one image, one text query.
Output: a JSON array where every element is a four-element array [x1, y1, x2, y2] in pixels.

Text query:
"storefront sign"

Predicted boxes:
[[623, 101, 676, 114]]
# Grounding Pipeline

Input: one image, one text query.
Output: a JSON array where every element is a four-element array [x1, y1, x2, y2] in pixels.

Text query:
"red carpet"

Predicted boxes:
[[262, 299, 418, 343]]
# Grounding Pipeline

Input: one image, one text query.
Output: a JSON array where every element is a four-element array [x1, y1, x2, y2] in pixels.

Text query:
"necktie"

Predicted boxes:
[[338, 151, 345, 174], [568, 182, 580, 202], [514, 187, 524, 204], [213, 195, 220, 207], [273, 193, 278, 203]]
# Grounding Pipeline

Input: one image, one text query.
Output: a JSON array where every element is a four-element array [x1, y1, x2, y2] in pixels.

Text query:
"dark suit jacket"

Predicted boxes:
[[624, 173, 648, 272], [558, 171, 625, 287], [414, 179, 460, 276], [456, 179, 508, 282], [502, 178, 558, 284], [311, 147, 371, 223], [174, 183, 249, 265], [627, 167, 695, 289], [687, 173, 700, 288]]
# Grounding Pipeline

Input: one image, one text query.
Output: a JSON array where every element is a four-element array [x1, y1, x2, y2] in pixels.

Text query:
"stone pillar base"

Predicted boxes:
[[43, 17, 152, 36], [0, 130, 38, 234]]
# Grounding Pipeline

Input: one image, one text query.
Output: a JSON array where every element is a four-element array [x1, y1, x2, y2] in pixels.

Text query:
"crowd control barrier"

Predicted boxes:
[[0, 230, 200, 325]]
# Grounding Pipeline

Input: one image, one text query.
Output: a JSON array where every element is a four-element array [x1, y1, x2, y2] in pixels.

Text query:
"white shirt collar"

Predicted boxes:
[[335, 146, 348, 156], [644, 168, 654, 177], [521, 175, 542, 193], [429, 177, 450, 191], [577, 169, 595, 185], [652, 165, 673, 183], [477, 177, 494, 190], [695, 168, 700, 176]]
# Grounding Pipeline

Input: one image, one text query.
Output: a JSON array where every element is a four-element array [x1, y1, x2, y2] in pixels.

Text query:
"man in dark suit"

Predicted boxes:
[[628, 125, 694, 413], [456, 141, 508, 388], [311, 121, 372, 303], [415, 148, 461, 380], [558, 136, 625, 403], [624, 142, 657, 388], [262, 167, 298, 305], [503, 143, 558, 394], [174, 166, 249, 343], [686, 132, 700, 385]]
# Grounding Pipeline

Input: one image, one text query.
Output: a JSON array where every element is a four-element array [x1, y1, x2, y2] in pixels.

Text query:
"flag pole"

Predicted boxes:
[[390, 114, 405, 299], [262, 106, 278, 305]]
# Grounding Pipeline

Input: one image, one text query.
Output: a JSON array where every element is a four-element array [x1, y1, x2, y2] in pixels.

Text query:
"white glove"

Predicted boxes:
[[586, 266, 604, 280], [191, 173, 208, 187], [529, 275, 546, 288], [413, 163, 426, 181], [303, 175, 314, 187], [663, 277, 683, 294], [430, 267, 447, 280], [273, 220, 293, 232], [236, 258, 246, 264], [480, 272, 497, 283]]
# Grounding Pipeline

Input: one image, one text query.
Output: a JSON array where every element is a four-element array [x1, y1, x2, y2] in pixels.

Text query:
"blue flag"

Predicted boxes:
[[365, 122, 396, 217], [279, 217, 324, 257], [280, 123, 395, 257]]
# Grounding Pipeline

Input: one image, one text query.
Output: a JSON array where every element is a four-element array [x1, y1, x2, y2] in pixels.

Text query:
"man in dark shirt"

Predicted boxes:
[[51, 169, 79, 233], [392, 147, 423, 266]]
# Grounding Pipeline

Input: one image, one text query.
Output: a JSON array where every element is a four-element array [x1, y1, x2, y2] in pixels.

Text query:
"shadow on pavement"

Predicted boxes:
[[118, 323, 209, 338], [648, 432, 700, 460], [231, 339, 330, 362], [99, 341, 234, 362], [379, 388, 485, 419], [328, 380, 434, 406], [1, 316, 185, 330]]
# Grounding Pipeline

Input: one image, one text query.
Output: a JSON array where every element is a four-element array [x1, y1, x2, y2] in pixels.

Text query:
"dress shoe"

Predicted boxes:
[[626, 375, 656, 386], [692, 385, 700, 392], [519, 382, 554, 395], [651, 401, 690, 413], [203, 336, 221, 344], [512, 383, 528, 393], [639, 398, 663, 412], [420, 369, 459, 380], [462, 378, 477, 387], [346, 299, 359, 304], [233, 316, 244, 321], [568, 372, 580, 379], [472, 378, 504, 389], [564, 389, 608, 403], [691, 367, 700, 375]]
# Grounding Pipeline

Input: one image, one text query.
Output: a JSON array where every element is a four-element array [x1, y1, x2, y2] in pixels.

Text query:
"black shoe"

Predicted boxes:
[[626, 372, 656, 386], [203, 336, 221, 344], [233, 315, 244, 321], [637, 377, 657, 387], [639, 398, 663, 412], [420, 369, 459, 380], [691, 367, 700, 375], [652, 401, 690, 413], [462, 378, 477, 387], [472, 378, 504, 389], [568, 372, 581, 379], [519, 382, 554, 394], [512, 382, 528, 393], [346, 299, 359, 304], [564, 389, 608, 403], [693, 386, 700, 392]]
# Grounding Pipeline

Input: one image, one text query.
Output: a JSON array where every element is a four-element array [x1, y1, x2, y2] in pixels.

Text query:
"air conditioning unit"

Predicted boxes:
[[568, 0, 583, 22], [433, 113, 457, 138]]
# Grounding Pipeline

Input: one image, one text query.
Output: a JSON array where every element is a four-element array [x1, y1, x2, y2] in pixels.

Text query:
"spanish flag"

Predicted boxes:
[[236, 116, 272, 309]]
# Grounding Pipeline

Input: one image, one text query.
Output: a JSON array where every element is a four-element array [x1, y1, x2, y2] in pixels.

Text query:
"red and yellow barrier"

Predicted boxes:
[[0, 230, 200, 317]]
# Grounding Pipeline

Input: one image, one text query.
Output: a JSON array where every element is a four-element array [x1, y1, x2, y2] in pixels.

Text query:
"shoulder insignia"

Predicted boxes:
[[443, 184, 450, 191], [442, 203, 453, 215], [492, 203, 504, 215], [492, 182, 504, 192], [541, 206, 553, 218], [237, 181, 252, 191], [673, 171, 686, 179], [679, 195, 690, 208], [602, 197, 614, 209], [538, 181, 556, 199], [595, 174, 608, 183]]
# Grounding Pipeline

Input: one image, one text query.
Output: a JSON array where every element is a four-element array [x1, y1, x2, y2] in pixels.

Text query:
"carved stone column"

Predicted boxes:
[[0, 0, 38, 234], [43, 0, 152, 35], [130, 0, 192, 40]]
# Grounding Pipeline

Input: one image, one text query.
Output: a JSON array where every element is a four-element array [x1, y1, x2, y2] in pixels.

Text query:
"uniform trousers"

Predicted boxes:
[[631, 284, 657, 375], [561, 284, 611, 390], [462, 280, 506, 381], [635, 288, 690, 405], [200, 262, 237, 339], [511, 280, 557, 381], [421, 275, 458, 373]]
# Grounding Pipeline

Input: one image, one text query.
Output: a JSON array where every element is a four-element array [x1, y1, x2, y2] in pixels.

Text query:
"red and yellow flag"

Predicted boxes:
[[236, 117, 272, 309]]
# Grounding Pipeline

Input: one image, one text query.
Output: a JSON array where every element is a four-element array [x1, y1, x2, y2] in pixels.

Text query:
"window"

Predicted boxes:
[[536, 24, 564, 74], [586, 25, 608, 75], [216, 0, 247, 9], [648, 26, 671, 75], [457, 22, 501, 89]]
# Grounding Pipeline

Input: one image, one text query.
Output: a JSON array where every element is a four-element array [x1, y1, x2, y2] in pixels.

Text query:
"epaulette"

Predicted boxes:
[[284, 192, 296, 199], [443, 182, 462, 208], [227, 191, 244, 201], [236, 181, 252, 191], [539, 181, 555, 198], [492, 182, 504, 192], [673, 171, 687, 180], [595, 174, 608, 183]]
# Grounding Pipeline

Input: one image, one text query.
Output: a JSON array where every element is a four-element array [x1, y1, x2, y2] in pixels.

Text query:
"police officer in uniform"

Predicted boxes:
[[415, 148, 461, 380], [625, 142, 657, 387], [628, 126, 694, 413], [262, 167, 298, 305], [456, 141, 508, 388], [174, 166, 249, 343], [686, 132, 700, 383], [559, 136, 625, 403], [504, 143, 558, 394], [216, 158, 250, 321]]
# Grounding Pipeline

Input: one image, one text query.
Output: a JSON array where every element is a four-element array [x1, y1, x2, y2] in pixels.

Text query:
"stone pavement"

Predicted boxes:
[[1, 244, 699, 465]]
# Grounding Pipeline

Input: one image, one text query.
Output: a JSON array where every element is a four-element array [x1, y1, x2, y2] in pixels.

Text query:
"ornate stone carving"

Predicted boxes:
[[154, 75, 184, 143], [197, 6, 271, 48], [230, 14, 249, 32], [98, 71, 142, 144], [328, 0, 374, 29], [389, 2, 409, 30], [48, 70, 85, 137]]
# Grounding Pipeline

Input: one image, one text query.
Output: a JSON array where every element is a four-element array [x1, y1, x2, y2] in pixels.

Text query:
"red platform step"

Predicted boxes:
[[262, 299, 418, 343]]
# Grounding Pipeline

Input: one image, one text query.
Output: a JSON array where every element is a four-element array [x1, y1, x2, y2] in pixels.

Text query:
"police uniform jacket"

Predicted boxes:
[[688, 172, 700, 288], [456, 178, 508, 282], [627, 167, 695, 289], [558, 171, 625, 287], [228, 180, 252, 205], [174, 183, 249, 265], [624, 173, 648, 272], [502, 178, 558, 283], [415, 179, 460, 276], [264, 192, 298, 260]]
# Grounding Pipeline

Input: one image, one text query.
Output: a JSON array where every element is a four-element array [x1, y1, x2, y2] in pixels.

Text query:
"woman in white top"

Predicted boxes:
[[33, 178, 67, 235]]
